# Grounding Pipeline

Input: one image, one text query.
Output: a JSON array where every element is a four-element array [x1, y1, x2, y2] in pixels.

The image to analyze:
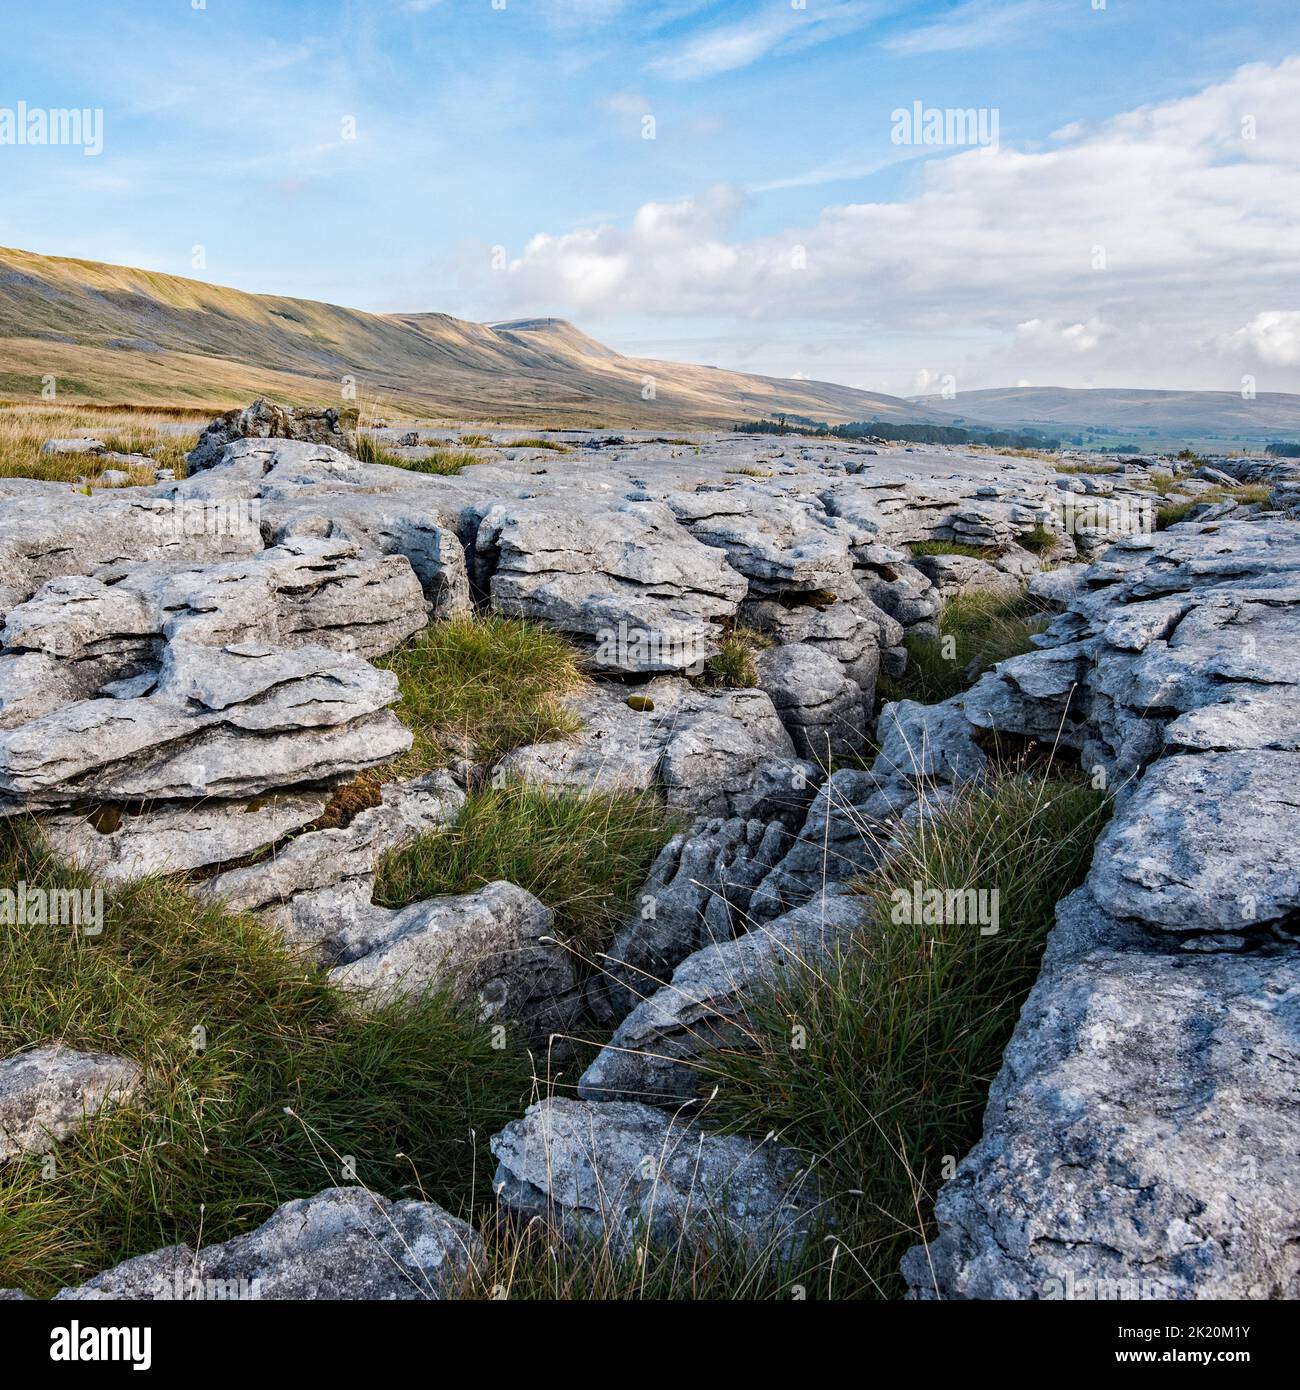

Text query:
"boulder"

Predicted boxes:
[[491, 1098, 822, 1262], [327, 880, 580, 1046], [578, 892, 865, 1108], [56, 1187, 480, 1300], [0, 1046, 142, 1162], [755, 643, 868, 762], [589, 815, 794, 1026], [187, 398, 358, 474]]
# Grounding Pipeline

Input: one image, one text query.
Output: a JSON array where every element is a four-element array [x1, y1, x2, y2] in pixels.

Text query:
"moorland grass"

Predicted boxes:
[[0, 819, 533, 1297], [374, 784, 678, 962], [376, 615, 586, 776], [880, 589, 1040, 705], [0, 404, 198, 483], [704, 769, 1112, 1298], [357, 432, 482, 475], [908, 538, 1001, 561], [701, 627, 770, 689]]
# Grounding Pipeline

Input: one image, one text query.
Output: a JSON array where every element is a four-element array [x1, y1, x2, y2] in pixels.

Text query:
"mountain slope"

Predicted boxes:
[[911, 386, 1300, 440], [0, 246, 921, 427]]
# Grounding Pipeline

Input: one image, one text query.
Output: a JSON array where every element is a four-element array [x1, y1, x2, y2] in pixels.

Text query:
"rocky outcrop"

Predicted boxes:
[[327, 880, 581, 1046], [186, 397, 358, 474], [579, 892, 866, 1107], [477, 498, 747, 673], [0, 536, 426, 813], [588, 815, 798, 1026], [755, 642, 869, 761], [494, 678, 800, 819], [900, 514, 1300, 1300], [55, 1187, 479, 1300], [0, 1046, 142, 1161]]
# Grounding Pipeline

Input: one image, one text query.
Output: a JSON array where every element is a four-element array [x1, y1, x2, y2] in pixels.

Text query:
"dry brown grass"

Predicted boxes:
[[0, 403, 202, 485]]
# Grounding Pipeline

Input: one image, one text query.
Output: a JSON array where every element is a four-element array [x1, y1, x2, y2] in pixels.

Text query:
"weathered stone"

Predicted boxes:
[[904, 887, 1300, 1300], [1085, 751, 1300, 934], [589, 816, 793, 1026], [496, 677, 795, 819], [755, 643, 868, 762], [57, 1187, 480, 1300], [41, 792, 330, 882], [579, 892, 865, 1107], [327, 880, 580, 1045], [0, 1046, 142, 1162], [187, 397, 358, 474], [491, 1098, 821, 1261], [479, 499, 746, 672]]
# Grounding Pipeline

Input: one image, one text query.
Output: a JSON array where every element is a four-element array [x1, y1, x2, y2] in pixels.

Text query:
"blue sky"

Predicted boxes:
[[3, 0, 1300, 396]]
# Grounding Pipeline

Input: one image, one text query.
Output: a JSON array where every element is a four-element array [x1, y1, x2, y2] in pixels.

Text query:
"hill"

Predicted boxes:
[[911, 386, 1300, 443], [0, 246, 923, 428]]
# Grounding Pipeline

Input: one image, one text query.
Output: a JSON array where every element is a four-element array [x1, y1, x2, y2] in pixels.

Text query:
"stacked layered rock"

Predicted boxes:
[[894, 514, 1300, 1299], [9, 410, 1245, 1294]]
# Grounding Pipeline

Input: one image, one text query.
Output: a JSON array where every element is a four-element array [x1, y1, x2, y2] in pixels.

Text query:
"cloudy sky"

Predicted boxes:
[[4, 0, 1300, 397]]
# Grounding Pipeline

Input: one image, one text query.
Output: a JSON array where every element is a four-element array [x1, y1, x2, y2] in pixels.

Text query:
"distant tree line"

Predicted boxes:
[[733, 416, 1061, 450], [1266, 440, 1300, 458]]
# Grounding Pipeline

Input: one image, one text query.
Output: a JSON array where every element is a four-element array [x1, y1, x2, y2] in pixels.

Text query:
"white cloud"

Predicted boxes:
[[1227, 311, 1300, 367], [884, 0, 1052, 56], [1017, 317, 1107, 353], [481, 56, 1300, 391], [646, 0, 887, 81]]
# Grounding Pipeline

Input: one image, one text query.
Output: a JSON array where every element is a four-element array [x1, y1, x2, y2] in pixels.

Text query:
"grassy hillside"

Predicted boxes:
[[0, 246, 923, 428]]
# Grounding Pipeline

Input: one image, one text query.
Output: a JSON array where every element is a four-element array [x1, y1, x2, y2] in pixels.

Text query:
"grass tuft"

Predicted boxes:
[[701, 627, 769, 688], [357, 432, 482, 476], [879, 590, 1039, 705], [509, 437, 572, 453], [376, 615, 586, 776], [705, 769, 1112, 1298], [909, 539, 1000, 561], [374, 784, 678, 961]]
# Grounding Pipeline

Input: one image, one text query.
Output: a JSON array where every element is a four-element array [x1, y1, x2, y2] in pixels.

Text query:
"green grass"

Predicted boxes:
[[374, 785, 678, 962], [1055, 461, 1119, 475], [909, 539, 1000, 561], [510, 437, 573, 453], [705, 769, 1112, 1299], [879, 590, 1039, 705], [0, 818, 533, 1298], [701, 627, 769, 688], [375, 615, 586, 776], [1155, 483, 1272, 530], [1155, 498, 1198, 529], [1017, 524, 1057, 555], [357, 432, 482, 476], [0, 405, 199, 483]]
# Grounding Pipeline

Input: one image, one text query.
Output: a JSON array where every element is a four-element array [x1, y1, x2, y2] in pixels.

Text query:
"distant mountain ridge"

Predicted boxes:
[[910, 386, 1300, 441], [0, 246, 925, 427]]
